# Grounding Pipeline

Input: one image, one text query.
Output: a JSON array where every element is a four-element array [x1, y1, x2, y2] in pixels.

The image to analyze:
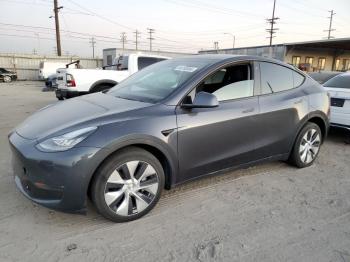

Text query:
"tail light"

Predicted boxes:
[[66, 73, 76, 87]]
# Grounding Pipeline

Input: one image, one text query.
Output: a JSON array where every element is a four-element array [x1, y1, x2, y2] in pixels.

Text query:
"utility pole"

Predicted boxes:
[[224, 33, 235, 49], [120, 32, 127, 51], [266, 0, 279, 46], [147, 28, 155, 51], [134, 30, 141, 50], [214, 41, 219, 52], [53, 0, 63, 56], [89, 37, 96, 58], [324, 10, 336, 39]]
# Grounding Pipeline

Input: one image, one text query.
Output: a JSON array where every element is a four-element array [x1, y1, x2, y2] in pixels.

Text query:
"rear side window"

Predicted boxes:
[[293, 71, 305, 87], [260, 62, 304, 94], [138, 57, 166, 70]]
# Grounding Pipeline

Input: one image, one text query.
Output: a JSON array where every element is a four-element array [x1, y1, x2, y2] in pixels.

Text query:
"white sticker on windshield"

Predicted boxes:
[[175, 65, 198, 72]]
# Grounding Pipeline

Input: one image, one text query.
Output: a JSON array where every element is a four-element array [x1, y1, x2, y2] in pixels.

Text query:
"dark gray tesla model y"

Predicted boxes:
[[9, 55, 330, 222]]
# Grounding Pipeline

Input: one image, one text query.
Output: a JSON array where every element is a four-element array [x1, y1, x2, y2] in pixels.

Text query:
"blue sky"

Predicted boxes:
[[0, 0, 349, 57]]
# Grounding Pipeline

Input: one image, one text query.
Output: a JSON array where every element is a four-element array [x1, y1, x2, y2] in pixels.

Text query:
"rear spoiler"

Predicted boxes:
[[66, 60, 80, 68]]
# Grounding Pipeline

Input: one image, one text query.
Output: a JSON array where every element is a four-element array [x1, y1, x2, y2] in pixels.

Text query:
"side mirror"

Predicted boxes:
[[182, 91, 219, 109]]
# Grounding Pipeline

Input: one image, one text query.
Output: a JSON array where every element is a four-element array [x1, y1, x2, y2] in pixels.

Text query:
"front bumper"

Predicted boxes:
[[55, 89, 81, 99], [9, 131, 109, 213], [55, 89, 88, 99]]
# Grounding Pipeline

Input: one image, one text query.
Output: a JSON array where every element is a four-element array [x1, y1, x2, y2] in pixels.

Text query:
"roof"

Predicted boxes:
[[285, 37, 350, 50], [200, 37, 350, 53], [173, 54, 293, 68]]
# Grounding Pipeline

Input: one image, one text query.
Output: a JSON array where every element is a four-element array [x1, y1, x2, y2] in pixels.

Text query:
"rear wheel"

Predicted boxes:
[[289, 122, 322, 168], [3, 76, 12, 83], [91, 147, 164, 222], [90, 84, 113, 93]]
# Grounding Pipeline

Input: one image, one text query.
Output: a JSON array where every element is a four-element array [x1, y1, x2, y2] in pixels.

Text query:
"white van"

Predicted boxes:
[[38, 61, 72, 80]]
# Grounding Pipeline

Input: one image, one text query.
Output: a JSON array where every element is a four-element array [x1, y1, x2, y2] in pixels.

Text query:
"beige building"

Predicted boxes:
[[199, 38, 350, 72]]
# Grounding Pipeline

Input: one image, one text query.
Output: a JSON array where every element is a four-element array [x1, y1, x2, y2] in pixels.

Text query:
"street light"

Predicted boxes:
[[224, 33, 235, 49]]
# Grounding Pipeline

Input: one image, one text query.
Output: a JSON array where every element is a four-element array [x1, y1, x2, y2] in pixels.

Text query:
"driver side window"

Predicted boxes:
[[196, 63, 254, 102]]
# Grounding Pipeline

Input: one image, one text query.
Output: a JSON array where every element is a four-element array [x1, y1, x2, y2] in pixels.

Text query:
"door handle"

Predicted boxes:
[[242, 107, 254, 113], [294, 99, 303, 105]]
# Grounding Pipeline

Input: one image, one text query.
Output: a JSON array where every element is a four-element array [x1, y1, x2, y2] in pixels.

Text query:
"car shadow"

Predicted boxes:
[[327, 127, 350, 145]]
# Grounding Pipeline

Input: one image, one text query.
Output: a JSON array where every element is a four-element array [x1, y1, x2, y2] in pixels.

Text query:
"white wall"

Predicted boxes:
[[0, 53, 103, 80]]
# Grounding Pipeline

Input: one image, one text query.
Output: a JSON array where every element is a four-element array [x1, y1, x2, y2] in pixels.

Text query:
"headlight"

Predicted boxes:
[[36, 126, 97, 152]]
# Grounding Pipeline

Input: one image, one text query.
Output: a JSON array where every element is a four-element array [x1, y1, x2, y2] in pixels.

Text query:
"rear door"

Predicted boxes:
[[176, 61, 261, 183], [255, 62, 308, 158]]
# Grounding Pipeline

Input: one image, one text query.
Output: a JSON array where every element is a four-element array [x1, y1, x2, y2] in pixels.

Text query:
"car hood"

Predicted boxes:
[[15, 93, 152, 140]]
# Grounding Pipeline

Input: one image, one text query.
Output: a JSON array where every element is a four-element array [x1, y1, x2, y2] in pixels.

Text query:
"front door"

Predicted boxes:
[[175, 62, 261, 183]]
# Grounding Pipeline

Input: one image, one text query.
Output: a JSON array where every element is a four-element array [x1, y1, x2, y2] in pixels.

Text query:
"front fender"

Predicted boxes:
[[83, 133, 179, 195]]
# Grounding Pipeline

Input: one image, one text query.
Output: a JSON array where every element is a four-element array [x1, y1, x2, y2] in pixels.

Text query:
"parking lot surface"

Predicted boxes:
[[1, 81, 350, 262]]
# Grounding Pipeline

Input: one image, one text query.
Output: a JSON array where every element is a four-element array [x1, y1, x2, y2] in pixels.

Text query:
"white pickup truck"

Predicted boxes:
[[55, 53, 169, 100]]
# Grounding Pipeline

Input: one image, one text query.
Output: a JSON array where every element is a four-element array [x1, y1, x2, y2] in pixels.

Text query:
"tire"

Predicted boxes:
[[3, 76, 12, 83], [91, 147, 165, 222], [289, 122, 322, 168], [91, 85, 112, 93]]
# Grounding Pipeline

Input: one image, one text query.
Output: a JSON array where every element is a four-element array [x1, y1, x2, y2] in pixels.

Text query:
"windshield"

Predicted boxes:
[[108, 59, 208, 103], [324, 74, 350, 89]]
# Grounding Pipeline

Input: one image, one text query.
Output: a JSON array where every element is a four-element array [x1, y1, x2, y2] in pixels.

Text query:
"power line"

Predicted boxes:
[[266, 0, 279, 46], [147, 28, 155, 51], [66, 0, 134, 31], [89, 37, 96, 58], [0, 25, 204, 51], [324, 10, 336, 39], [163, 0, 264, 18], [0, 31, 201, 52]]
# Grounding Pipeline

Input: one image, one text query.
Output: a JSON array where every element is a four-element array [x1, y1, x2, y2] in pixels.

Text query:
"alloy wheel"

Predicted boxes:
[[3, 76, 11, 83], [299, 128, 321, 164], [104, 160, 159, 216]]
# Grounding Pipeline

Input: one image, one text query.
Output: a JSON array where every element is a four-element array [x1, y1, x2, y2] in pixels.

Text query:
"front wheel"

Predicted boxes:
[[289, 122, 322, 168], [91, 147, 165, 222]]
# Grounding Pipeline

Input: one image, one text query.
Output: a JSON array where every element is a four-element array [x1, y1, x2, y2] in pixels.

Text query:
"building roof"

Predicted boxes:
[[201, 37, 350, 52], [284, 37, 350, 50]]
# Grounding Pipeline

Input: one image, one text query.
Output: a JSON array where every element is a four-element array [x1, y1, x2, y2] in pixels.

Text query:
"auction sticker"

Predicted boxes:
[[175, 66, 198, 72]]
